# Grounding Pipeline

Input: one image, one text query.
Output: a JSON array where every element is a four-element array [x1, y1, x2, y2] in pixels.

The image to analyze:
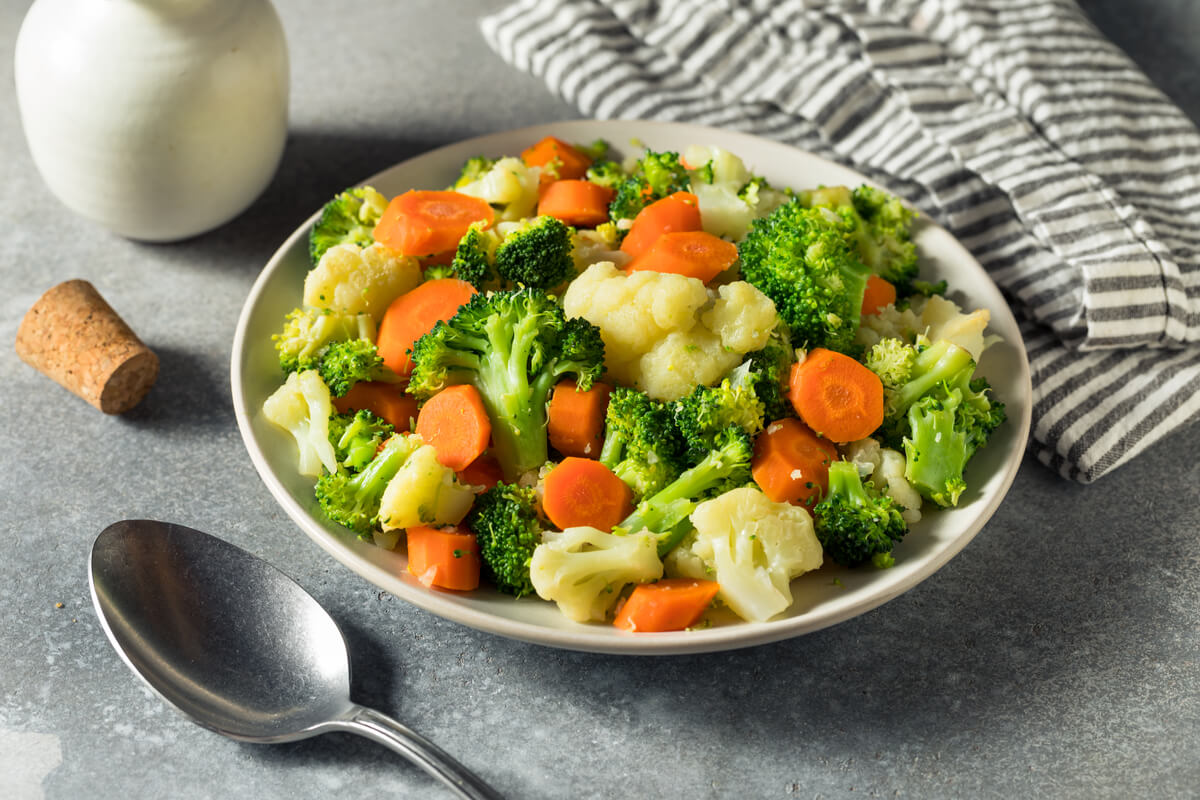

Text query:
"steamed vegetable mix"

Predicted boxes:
[[263, 134, 1005, 631]]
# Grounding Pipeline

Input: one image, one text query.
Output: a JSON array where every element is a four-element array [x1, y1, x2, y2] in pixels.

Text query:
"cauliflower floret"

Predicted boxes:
[[683, 145, 755, 241], [262, 369, 338, 477], [841, 438, 923, 524], [453, 156, 541, 222], [874, 447, 923, 525], [666, 487, 824, 622], [841, 437, 883, 476], [304, 242, 421, 321], [683, 144, 752, 186], [378, 441, 475, 532], [529, 527, 664, 623], [855, 293, 997, 361], [919, 294, 994, 361], [701, 281, 779, 353], [563, 262, 779, 401], [637, 328, 741, 399], [855, 303, 923, 349]]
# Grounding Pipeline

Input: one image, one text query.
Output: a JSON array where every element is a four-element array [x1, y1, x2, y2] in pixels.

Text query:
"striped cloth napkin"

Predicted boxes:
[[480, 0, 1200, 483]]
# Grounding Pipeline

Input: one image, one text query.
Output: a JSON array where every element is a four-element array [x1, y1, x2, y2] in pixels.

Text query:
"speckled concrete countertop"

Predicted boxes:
[[2, 1, 1197, 798]]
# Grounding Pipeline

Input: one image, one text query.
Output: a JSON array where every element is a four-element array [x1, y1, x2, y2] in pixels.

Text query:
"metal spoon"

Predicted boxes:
[[89, 519, 502, 800]]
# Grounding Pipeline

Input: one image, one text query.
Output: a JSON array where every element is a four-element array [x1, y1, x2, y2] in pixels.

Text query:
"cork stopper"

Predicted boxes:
[[15, 280, 159, 414]]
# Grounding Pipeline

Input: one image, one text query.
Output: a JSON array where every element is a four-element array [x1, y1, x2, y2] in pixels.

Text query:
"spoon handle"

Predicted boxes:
[[337, 704, 504, 800]]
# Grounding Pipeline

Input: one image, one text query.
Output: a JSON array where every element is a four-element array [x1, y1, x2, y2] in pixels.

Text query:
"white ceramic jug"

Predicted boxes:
[[14, 0, 289, 242]]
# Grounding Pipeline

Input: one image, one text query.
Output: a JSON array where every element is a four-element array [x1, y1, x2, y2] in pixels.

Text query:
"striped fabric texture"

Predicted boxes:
[[482, 0, 1200, 483]]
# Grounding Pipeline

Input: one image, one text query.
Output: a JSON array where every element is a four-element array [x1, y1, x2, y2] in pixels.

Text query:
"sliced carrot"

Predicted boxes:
[[625, 230, 738, 283], [373, 190, 494, 257], [333, 381, 418, 432], [521, 136, 593, 181], [415, 384, 492, 472], [751, 417, 839, 508], [619, 191, 702, 260], [541, 457, 632, 532], [547, 380, 612, 459], [787, 349, 885, 443], [406, 525, 481, 591], [375, 278, 477, 377], [613, 578, 720, 632], [862, 274, 897, 316], [537, 179, 615, 228], [456, 452, 503, 490]]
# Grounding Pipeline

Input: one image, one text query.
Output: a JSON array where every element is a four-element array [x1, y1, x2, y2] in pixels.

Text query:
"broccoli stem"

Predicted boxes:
[[619, 438, 747, 556], [893, 340, 975, 413], [903, 397, 969, 507], [471, 313, 557, 480]]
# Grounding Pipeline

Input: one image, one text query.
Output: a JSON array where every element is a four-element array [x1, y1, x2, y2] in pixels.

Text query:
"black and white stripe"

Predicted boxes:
[[482, 0, 1200, 482]]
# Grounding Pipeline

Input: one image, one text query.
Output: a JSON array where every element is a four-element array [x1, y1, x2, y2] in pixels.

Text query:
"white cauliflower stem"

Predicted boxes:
[[530, 527, 663, 622], [668, 487, 824, 622], [262, 369, 339, 477]]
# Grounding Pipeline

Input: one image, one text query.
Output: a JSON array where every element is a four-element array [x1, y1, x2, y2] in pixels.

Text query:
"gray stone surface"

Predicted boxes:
[[2, 1, 1197, 798]]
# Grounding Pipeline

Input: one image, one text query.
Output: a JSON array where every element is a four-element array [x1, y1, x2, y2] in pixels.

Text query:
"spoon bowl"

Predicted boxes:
[[89, 519, 501, 799]]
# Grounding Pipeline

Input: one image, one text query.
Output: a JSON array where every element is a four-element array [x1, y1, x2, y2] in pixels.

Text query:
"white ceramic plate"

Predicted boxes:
[[232, 120, 1032, 655]]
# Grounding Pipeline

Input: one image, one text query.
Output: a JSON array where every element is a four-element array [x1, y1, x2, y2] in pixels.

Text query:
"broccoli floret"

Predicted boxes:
[[575, 139, 610, 161], [328, 409, 393, 471], [585, 160, 625, 190], [743, 321, 796, 423], [599, 387, 686, 500], [317, 339, 392, 397], [492, 216, 576, 289], [865, 337, 1006, 506], [314, 434, 419, 537], [813, 460, 908, 567], [465, 482, 544, 597], [673, 364, 767, 465], [609, 149, 691, 221], [738, 200, 872, 354], [617, 426, 754, 556], [452, 156, 496, 189], [308, 186, 388, 266], [428, 222, 500, 288], [690, 160, 715, 185], [407, 288, 605, 481], [802, 184, 919, 296], [273, 307, 374, 374]]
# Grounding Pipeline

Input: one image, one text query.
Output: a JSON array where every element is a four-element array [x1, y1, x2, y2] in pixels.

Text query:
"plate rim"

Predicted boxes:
[[231, 119, 1033, 655]]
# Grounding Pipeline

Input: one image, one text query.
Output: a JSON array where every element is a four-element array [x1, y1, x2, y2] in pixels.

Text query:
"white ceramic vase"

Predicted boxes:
[[14, 0, 289, 242]]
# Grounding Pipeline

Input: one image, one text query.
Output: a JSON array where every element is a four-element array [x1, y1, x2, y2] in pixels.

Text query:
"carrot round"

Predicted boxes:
[[625, 230, 738, 283], [537, 180, 615, 228], [333, 381, 418, 431], [619, 191, 702, 260], [613, 578, 720, 632], [751, 417, 839, 508], [541, 457, 632, 532], [406, 525, 481, 591], [521, 136, 593, 181], [862, 274, 897, 316], [456, 452, 503, 490], [787, 349, 884, 443], [375, 278, 477, 377], [373, 190, 494, 257], [415, 384, 492, 471], [547, 379, 612, 459]]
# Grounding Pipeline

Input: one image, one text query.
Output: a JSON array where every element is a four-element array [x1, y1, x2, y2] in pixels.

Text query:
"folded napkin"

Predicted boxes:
[[482, 0, 1200, 482]]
